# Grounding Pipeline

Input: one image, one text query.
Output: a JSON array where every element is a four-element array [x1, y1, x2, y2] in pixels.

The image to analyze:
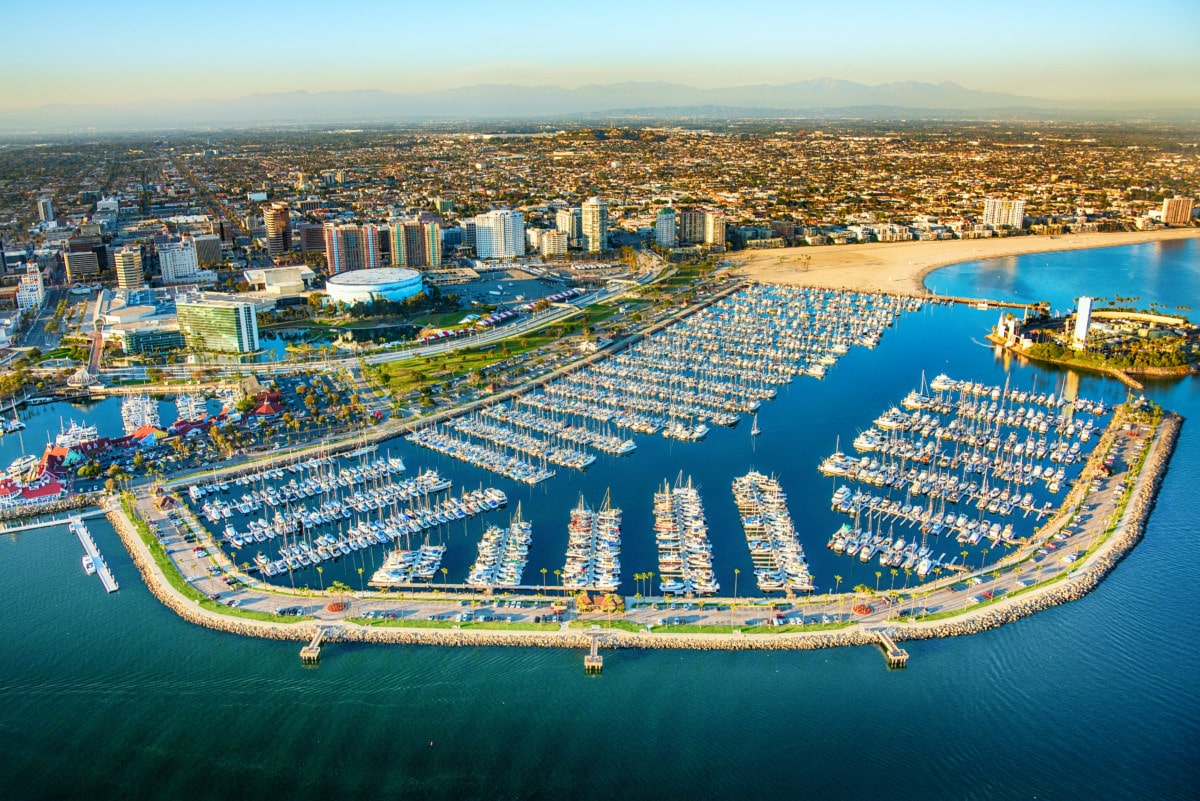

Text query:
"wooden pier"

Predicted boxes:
[[583, 626, 605, 673], [69, 515, 118, 593], [873, 629, 909, 669]]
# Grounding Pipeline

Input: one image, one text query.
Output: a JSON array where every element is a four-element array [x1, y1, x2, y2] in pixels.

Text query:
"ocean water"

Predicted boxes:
[[1, 239, 1196, 800]]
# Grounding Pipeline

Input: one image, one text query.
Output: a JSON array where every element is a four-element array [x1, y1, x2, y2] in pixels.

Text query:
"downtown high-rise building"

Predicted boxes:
[[473, 210, 525, 259], [678, 210, 706, 245], [263, 202, 292, 257], [1162, 196, 1195, 226], [323, 223, 380, 274], [390, 221, 442, 268], [158, 237, 202, 284], [982, 198, 1026, 229], [114, 245, 145, 290], [555, 207, 582, 249], [581, 197, 609, 253], [656, 207, 677, 248], [177, 293, 260, 353]]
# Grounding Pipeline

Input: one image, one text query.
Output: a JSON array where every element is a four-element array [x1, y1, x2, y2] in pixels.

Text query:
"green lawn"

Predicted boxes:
[[569, 619, 646, 633]]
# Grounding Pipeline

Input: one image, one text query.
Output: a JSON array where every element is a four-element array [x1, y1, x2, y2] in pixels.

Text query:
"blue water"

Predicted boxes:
[[1, 239, 1197, 799]]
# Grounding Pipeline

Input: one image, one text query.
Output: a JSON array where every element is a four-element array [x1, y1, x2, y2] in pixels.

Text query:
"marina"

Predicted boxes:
[[466, 505, 532, 589], [821, 372, 1111, 578]]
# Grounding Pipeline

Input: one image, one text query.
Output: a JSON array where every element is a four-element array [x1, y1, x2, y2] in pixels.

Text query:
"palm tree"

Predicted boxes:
[[554, 568, 562, 588], [961, 549, 970, 573], [980, 547, 989, 571], [733, 568, 740, 599], [540, 567, 548, 592], [316, 565, 324, 592], [874, 571, 882, 594], [440, 567, 449, 585], [357, 566, 364, 592], [903, 567, 913, 589], [647, 571, 655, 597], [889, 567, 898, 592]]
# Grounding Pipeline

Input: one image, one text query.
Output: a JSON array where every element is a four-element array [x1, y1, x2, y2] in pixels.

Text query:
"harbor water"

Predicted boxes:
[[1, 238, 1196, 799]]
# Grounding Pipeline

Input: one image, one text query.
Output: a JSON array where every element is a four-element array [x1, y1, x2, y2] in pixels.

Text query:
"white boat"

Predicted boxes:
[[55, 419, 100, 449], [82, 555, 96, 575], [750, 414, 761, 437]]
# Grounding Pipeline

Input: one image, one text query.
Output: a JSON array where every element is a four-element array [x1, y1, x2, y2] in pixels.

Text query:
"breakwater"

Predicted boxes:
[[103, 409, 1182, 656]]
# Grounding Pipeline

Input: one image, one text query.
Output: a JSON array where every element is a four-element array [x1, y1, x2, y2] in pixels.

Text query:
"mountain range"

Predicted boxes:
[[1, 79, 1192, 134]]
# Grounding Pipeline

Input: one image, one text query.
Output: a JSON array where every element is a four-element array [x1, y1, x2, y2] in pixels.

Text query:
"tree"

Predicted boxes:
[[733, 567, 740, 599]]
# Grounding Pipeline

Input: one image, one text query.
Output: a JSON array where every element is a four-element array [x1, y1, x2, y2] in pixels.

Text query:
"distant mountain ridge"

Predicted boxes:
[[0, 79, 1190, 133]]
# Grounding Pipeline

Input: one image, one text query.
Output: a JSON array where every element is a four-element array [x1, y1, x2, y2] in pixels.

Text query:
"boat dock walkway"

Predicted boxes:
[[872, 629, 909, 668], [0, 508, 106, 535], [70, 515, 118, 593]]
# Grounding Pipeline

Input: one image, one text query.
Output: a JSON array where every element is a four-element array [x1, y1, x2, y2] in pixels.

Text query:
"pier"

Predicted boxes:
[[300, 626, 335, 663], [873, 629, 909, 668], [583, 626, 605, 673], [70, 515, 118, 593]]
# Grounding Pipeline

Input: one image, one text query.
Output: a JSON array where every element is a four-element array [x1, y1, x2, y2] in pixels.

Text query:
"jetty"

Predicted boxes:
[[0, 508, 106, 535], [70, 515, 118, 593]]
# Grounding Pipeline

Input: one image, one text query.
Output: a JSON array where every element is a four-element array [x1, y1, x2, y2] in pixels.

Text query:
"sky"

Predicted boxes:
[[3, 0, 1199, 111]]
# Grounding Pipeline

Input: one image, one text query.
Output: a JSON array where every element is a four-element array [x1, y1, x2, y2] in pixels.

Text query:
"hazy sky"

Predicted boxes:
[[3, 0, 1198, 110]]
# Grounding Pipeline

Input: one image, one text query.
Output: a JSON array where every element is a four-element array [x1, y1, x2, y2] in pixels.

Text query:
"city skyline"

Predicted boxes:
[[3, 0, 1198, 116]]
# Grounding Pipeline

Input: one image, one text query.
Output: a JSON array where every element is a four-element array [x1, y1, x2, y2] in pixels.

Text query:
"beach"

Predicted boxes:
[[728, 227, 1200, 294]]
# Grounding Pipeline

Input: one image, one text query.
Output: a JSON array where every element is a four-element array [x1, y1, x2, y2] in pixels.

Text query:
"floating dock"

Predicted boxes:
[[70, 515, 118, 593]]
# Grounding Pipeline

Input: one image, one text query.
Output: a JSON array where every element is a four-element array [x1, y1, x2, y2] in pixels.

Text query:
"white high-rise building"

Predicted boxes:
[[982, 198, 1026, 229], [16, 262, 45, 312], [1072, 296, 1093, 349], [159, 238, 202, 284], [581, 197, 608, 253], [473, 210, 525, 259], [656, 207, 677, 248]]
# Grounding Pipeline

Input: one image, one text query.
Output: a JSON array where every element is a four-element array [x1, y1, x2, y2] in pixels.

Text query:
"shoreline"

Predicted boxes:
[[728, 227, 1200, 294], [99, 410, 1183, 659]]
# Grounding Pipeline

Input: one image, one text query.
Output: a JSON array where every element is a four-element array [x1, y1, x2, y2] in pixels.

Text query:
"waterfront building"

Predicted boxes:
[[114, 246, 145, 291], [325, 268, 423, 306], [36, 195, 54, 223], [540, 229, 568, 257], [1161, 196, 1195, 226], [263, 202, 291, 257], [243, 266, 315, 298], [555, 207, 582, 249], [176, 293, 260, 353], [581, 197, 609, 253], [64, 250, 99, 283], [390, 221, 442, 268], [474, 210, 525, 259], [656, 207, 677, 248], [15, 263, 45, 312], [982, 198, 1027, 229], [1073, 295, 1093, 349]]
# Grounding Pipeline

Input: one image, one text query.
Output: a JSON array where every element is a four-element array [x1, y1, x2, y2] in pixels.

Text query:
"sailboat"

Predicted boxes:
[[750, 413, 761, 437]]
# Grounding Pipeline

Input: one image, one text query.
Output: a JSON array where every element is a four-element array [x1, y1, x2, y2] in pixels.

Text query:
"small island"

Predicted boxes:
[[988, 296, 1198, 389]]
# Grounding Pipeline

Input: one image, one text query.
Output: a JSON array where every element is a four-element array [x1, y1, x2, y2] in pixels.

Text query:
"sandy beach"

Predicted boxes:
[[727, 227, 1200, 294]]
